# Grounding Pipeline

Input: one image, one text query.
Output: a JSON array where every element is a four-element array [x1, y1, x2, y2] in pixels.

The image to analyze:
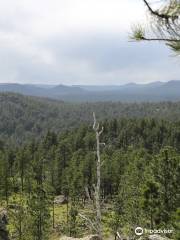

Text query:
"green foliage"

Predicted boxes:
[[131, 0, 180, 53], [0, 115, 180, 238], [131, 25, 145, 41], [167, 41, 180, 54], [171, 208, 180, 240], [27, 188, 51, 240], [2, 93, 180, 143], [69, 202, 79, 237], [7, 195, 28, 240]]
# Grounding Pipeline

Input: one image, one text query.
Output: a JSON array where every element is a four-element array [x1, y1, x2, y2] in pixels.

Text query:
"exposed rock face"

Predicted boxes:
[[54, 195, 68, 205], [147, 235, 170, 240], [0, 209, 9, 240], [60, 235, 101, 240]]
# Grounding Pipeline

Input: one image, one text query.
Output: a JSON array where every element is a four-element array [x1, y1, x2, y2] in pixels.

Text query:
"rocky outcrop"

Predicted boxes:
[[54, 195, 68, 205], [60, 235, 101, 240], [0, 208, 9, 240], [139, 234, 171, 240], [147, 235, 171, 240]]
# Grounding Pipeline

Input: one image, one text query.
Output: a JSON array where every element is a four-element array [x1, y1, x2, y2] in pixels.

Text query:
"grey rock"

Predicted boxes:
[[0, 208, 9, 240], [148, 235, 170, 240], [60, 235, 101, 240], [54, 195, 68, 205]]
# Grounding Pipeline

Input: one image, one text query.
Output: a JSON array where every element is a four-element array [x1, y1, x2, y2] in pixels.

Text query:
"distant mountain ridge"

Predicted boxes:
[[0, 80, 180, 102]]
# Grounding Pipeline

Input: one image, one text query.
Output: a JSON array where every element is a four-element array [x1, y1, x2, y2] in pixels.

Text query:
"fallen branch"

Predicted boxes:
[[78, 213, 98, 232]]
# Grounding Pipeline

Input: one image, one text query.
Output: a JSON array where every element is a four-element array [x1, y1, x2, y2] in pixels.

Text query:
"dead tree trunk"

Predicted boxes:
[[78, 113, 104, 239], [93, 112, 103, 240]]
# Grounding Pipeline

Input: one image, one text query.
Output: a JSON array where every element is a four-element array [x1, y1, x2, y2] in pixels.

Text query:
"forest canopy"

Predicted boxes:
[[1, 93, 180, 143], [0, 108, 180, 239]]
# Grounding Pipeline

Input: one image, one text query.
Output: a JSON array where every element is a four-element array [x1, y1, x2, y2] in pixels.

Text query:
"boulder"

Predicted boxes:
[[147, 235, 170, 240], [0, 208, 9, 240], [60, 235, 101, 240], [54, 195, 68, 205]]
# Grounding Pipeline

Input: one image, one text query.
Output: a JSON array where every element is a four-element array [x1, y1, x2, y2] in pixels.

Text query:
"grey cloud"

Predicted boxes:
[[0, 29, 180, 85], [44, 33, 176, 72], [0, 0, 179, 85]]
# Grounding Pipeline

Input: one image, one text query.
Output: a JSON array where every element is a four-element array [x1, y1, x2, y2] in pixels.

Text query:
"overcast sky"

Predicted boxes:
[[0, 0, 179, 85]]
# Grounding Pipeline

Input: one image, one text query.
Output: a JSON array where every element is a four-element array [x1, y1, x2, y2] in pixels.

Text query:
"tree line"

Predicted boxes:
[[2, 93, 180, 144]]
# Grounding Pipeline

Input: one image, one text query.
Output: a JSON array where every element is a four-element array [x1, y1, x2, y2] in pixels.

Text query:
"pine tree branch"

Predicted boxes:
[[143, 0, 178, 20], [141, 37, 180, 41]]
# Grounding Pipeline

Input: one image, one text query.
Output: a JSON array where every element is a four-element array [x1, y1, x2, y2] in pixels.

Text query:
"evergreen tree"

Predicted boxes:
[[27, 151, 51, 240]]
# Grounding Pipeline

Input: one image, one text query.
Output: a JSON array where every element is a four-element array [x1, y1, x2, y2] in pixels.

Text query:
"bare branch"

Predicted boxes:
[[93, 112, 103, 239], [78, 213, 98, 232], [93, 112, 96, 130], [116, 232, 123, 240], [101, 161, 104, 167], [141, 37, 180, 41], [96, 123, 100, 132], [98, 127, 104, 136], [93, 184, 97, 193], [85, 186, 92, 202]]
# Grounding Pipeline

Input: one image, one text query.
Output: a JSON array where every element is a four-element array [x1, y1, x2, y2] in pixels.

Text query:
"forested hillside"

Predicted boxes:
[[0, 118, 179, 239], [0, 93, 180, 240], [2, 93, 180, 143]]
